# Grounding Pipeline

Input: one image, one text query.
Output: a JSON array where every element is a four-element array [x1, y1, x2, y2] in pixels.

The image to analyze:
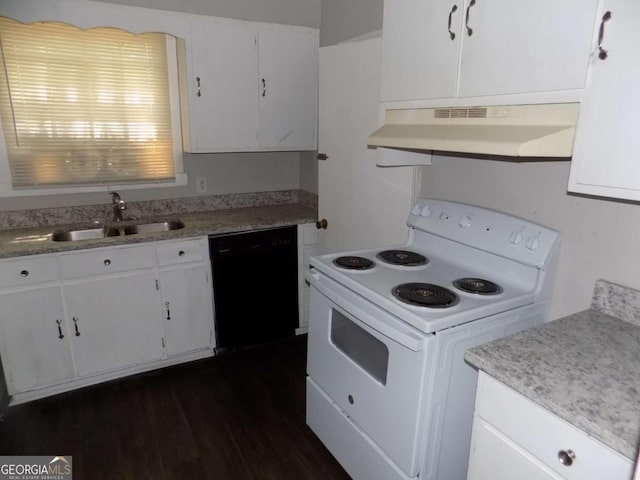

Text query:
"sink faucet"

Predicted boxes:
[[111, 191, 127, 222]]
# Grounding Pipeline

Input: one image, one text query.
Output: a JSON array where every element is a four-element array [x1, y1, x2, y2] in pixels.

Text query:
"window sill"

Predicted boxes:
[[0, 174, 188, 197]]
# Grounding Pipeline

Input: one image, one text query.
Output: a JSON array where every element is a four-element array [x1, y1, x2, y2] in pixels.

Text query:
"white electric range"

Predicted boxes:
[[305, 198, 560, 480]]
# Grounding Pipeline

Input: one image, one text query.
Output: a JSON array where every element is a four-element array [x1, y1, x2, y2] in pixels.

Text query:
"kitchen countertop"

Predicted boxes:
[[0, 203, 317, 259], [465, 290, 640, 461]]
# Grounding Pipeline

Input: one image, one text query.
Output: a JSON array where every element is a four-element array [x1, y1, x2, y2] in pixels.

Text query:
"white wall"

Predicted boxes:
[[419, 155, 640, 320], [320, 0, 383, 46]]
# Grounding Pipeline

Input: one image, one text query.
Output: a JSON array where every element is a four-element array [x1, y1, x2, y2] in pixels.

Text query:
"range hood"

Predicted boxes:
[[368, 103, 580, 158]]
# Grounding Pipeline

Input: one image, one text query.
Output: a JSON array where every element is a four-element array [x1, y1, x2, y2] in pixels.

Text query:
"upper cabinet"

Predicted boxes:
[[380, 0, 599, 104], [258, 24, 319, 150], [182, 17, 260, 152], [458, 0, 598, 98], [380, 0, 462, 102], [568, 1, 640, 201], [181, 18, 319, 153]]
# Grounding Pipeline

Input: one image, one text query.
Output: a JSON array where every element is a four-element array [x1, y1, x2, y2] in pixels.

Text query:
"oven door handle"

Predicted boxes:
[[306, 270, 427, 352]]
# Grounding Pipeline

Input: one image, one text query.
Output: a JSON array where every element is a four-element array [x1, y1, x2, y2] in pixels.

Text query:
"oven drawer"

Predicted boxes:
[[307, 281, 435, 477], [306, 377, 413, 480]]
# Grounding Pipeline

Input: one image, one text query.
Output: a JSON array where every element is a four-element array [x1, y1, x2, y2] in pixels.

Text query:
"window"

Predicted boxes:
[[0, 17, 183, 192]]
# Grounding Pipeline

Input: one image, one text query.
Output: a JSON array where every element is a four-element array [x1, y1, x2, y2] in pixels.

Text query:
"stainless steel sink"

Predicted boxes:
[[123, 220, 185, 235], [51, 227, 120, 242]]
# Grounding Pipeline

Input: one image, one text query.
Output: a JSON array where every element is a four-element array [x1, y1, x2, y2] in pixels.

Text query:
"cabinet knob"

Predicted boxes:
[[104, 259, 111, 266], [316, 219, 328, 230], [348, 394, 354, 405], [20, 269, 29, 277], [179, 250, 185, 257], [557, 449, 575, 467]]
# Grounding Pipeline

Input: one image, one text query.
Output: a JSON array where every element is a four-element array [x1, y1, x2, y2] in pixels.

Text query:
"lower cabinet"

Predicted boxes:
[[159, 264, 214, 356], [468, 373, 634, 480], [63, 272, 165, 376], [0, 237, 215, 404], [0, 286, 74, 392]]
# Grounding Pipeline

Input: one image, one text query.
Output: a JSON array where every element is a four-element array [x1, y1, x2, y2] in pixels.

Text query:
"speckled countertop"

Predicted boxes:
[[465, 279, 640, 461], [0, 203, 317, 259]]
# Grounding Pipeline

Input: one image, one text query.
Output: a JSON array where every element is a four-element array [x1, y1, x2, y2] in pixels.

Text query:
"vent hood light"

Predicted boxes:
[[368, 103, 580, 158]]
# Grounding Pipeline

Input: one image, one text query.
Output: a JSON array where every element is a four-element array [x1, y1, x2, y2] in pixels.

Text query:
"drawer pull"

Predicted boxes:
[[73, 316, 81, 336], [20, 270, 29, 277], [179, 250, 185, 257], [104, 259, 111, 266], [557, 449, 575, 467], [56, 319, 64, 339], [165, 301, 171, 320], [348, 394, 354, 405]]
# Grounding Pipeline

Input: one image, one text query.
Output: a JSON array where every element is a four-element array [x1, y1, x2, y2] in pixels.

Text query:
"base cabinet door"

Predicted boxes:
[[0, 287, 74, 393], [64, 273, 164, 376], [159, 265, 214, 356]]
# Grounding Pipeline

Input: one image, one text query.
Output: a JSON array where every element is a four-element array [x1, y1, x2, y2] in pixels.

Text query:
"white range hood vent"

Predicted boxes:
[[368, 103, 580, 158]]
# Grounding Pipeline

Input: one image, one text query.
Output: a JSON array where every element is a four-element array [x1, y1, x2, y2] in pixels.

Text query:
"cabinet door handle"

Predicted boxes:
[[20, 269, 29, 277], [465, 0, 476, 36], [262, 78, 266, 97], [104, 259, 111, 266], [73, 316, 81, 336], [196, 76, 202, 97], [178, 250, 185, 257], [598, 11, 612, 60], [165, 301, 171, 320], [56, 319, 64, 339], [448, 4, 458, 40]]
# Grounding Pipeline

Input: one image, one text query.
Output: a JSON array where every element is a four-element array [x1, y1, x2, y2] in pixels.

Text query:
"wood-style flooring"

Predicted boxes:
[[0, 335, 350, 480]]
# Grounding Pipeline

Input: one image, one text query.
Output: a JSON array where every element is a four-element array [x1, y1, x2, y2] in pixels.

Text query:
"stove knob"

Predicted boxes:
[[525, 235, 541, 251], [420, 205, 433, 217], [509, 230, 524, 245], [459, 215, 472, 229], [411, 204, 422, 216]]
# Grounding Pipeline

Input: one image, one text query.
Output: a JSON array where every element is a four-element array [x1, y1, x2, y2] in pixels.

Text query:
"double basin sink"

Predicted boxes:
[[52, 220, 185, 242]]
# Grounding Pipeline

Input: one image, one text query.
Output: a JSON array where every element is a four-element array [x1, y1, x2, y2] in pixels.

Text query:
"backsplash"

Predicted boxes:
[[0, 189, 317, 230], [591, 279, 640, 327]]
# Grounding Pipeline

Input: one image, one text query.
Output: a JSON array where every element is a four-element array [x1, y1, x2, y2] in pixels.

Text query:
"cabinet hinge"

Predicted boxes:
[[155, 279, 159, 291], [161, 337, 165, 349]]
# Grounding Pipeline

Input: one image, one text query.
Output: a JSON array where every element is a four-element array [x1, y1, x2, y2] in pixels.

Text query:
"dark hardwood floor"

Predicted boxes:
[[0, 335, 350, 480]]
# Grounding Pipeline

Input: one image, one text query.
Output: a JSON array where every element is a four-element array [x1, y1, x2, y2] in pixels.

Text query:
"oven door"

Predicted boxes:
[[306, 270, 436, 477]]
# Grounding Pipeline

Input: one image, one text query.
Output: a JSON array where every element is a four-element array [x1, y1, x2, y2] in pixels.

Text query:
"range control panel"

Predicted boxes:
[[408, 199, 559, 268]]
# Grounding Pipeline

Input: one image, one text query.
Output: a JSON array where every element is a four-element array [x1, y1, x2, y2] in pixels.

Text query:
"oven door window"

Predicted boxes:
[[330, 309, 389, 385]]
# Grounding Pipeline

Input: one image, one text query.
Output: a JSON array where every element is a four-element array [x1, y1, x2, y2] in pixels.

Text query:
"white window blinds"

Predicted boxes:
[[0, 18, 176, 188]]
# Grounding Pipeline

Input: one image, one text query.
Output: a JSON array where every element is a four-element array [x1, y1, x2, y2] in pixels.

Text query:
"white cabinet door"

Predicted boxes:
[[258, 23, 318, 150], [458, 0, 599, 97], [64, 273, 164, 376], [159, 265, 214, 356], [569, 1, 640, 201], [468, 418, 563, 480], [184, 16, 259, 152], [380, 0, 462, 102], [0, 287, 74, 393]]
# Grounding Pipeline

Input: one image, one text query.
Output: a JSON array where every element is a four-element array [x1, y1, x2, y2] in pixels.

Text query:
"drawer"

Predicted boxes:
[[475, 373, 633, 480], [60, 245, 155, 279], [0, 255, 58, 288], [156, 238, 206, 267]]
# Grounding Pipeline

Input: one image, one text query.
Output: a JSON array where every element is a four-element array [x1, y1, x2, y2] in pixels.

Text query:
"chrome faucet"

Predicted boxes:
[[110, 191, 127, 222]]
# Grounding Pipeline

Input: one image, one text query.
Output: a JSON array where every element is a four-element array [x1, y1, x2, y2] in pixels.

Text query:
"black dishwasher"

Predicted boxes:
[[209, 226, 298, 351]]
